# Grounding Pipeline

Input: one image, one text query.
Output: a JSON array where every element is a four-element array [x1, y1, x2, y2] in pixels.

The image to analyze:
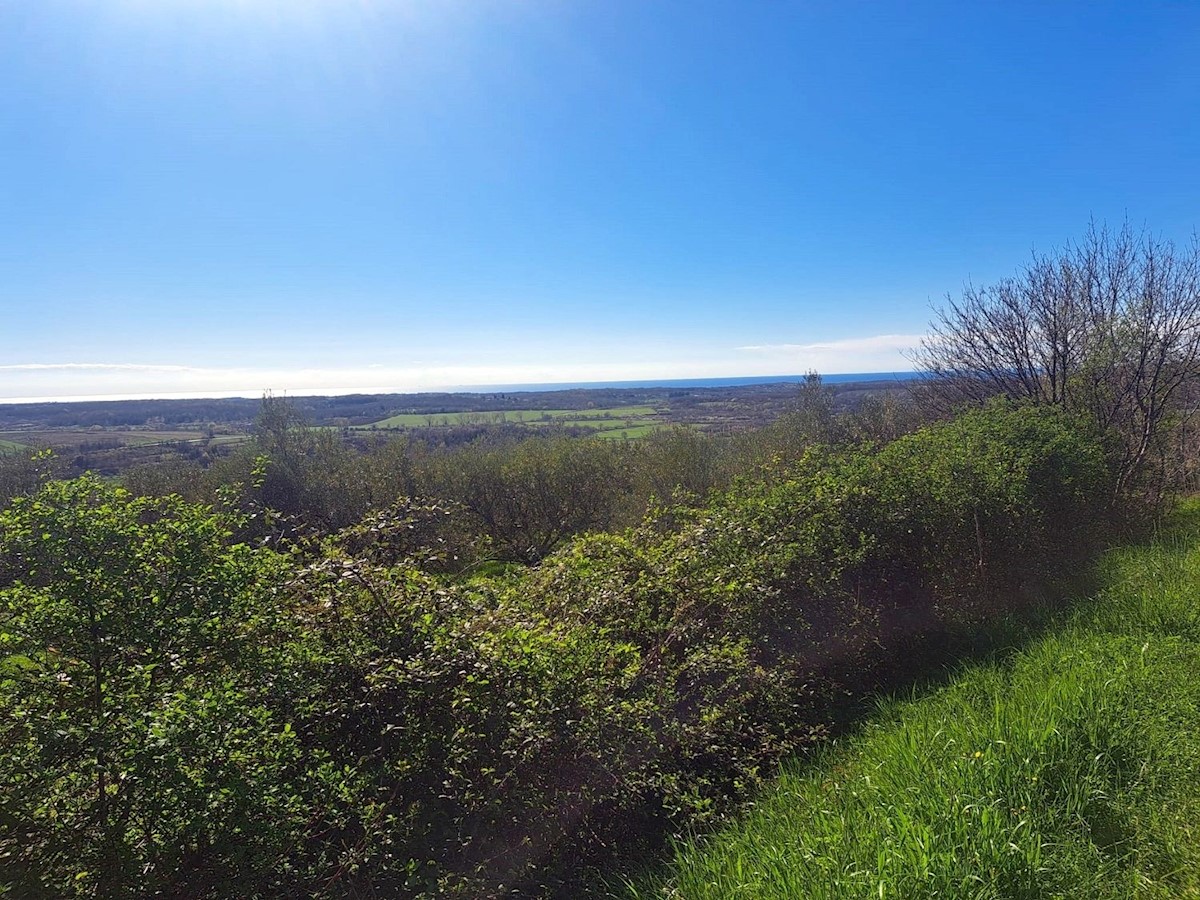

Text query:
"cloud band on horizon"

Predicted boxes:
[[0, 333, 925, 403]]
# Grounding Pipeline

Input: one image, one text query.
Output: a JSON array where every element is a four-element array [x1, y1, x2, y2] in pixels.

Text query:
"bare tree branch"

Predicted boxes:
[[912, 222, 1200, 498]]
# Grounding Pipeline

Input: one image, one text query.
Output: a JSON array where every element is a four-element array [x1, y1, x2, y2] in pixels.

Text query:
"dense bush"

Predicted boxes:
[[0, 449, 59, 510], [0, 478, 301, 897], [0, 402, 1117, 897], [419, 435, 630, 563]]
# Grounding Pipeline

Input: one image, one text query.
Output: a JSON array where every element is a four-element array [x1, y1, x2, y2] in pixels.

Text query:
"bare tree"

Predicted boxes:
[[914, 222, 1200, 497]]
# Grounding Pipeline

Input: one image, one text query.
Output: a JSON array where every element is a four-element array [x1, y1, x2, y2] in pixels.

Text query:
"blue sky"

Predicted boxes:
[[2, 0, 1198, 401]]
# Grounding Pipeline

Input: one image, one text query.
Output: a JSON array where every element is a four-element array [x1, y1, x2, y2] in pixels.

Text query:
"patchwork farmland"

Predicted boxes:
[[354, 404, 665, 438]]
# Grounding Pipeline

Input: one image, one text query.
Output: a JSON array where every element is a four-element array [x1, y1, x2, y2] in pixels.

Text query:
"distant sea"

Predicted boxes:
[[456, 372, 922, 393]]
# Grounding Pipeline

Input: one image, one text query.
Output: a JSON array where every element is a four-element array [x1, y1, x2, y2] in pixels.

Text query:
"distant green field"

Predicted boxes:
[[592, 423, 662, 440], [359, 406, 658, 429], [0, 439, 28, 452]]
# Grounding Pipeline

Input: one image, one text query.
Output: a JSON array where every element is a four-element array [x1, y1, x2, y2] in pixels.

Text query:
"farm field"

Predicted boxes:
[[0, 429, 249, 477], [358, 404, 662, 432], [0, 429, 241, 450], [591, 423, 661, 439]]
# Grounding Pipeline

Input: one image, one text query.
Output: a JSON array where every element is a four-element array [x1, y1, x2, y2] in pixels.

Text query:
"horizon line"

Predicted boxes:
[[0, 371, 921, 407]]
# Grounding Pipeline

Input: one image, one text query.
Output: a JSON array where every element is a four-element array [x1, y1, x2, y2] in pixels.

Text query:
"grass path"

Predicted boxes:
[[622, 506, 1200, 899]]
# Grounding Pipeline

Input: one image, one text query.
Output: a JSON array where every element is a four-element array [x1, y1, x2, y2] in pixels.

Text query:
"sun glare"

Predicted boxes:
[[106, 0, 445, 60], [115, 0, 420, 23]]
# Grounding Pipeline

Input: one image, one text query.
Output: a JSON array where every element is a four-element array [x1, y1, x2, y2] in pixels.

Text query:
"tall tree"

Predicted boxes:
[[914, 222, 1200, 496]]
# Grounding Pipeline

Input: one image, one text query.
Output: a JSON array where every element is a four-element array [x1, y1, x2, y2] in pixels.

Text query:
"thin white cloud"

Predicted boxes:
[[736, 334, 925, 354], [0, 363, 198, 372], [731, 332, 924, 374]]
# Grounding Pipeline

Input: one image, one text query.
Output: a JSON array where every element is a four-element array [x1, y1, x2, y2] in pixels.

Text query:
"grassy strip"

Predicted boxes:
[[623, 506, 1200, 899], [552, 417, 656, 428]]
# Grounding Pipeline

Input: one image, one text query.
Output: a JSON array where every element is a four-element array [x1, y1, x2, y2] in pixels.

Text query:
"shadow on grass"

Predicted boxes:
[[582, 504, 1200, 899]]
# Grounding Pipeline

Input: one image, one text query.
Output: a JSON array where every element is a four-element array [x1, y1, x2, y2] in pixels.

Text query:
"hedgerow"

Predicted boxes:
[[0, 401, 1118, 897]]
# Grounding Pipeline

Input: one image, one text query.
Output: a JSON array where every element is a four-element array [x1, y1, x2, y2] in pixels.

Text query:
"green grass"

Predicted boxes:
[[621, 506, 1200, 899], [591, 423, 663, 440], [359, 406, 659, 429], [0, 439, 27, 452]]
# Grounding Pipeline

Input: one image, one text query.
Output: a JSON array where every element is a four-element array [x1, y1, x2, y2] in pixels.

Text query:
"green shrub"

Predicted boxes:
[[0, 477, 302, 897]]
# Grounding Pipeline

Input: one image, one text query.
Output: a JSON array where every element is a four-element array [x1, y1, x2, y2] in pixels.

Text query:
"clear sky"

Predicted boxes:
[[2, 0, 1198, 401]]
